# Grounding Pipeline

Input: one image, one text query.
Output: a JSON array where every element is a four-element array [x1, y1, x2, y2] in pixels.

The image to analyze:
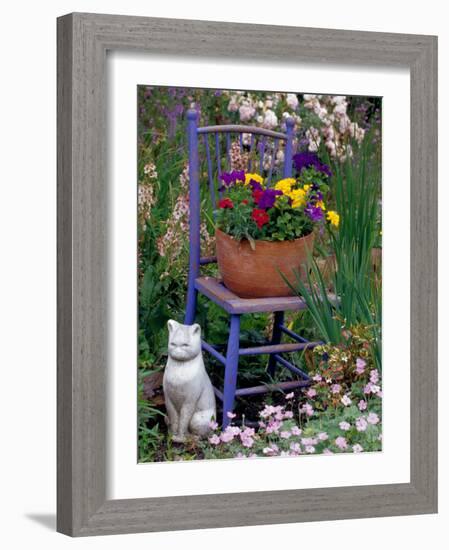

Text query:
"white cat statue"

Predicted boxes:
[[163, 320, 216, 443]]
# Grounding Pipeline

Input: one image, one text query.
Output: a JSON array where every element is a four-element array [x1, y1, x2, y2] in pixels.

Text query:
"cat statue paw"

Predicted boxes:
[[163, 320, 216, 442]]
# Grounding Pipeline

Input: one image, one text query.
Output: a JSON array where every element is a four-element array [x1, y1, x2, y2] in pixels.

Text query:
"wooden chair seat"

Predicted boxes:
[[195, 276, 308, 314]]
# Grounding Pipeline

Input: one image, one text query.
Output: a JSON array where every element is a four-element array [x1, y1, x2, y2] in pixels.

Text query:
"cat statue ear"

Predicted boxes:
[[167, 319, 178, 333], [163, 319, 216, 443]]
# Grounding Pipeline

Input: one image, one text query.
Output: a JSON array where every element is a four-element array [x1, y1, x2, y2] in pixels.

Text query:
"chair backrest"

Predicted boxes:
[[186, 108, 295, 279]]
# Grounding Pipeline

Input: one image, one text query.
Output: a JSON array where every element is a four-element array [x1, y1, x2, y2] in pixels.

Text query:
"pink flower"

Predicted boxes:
[[305, 445, 316, 454], [370, 369, 379, 384], [285, 392, 295, 400], [209, 420, 218, 430], [209, 434, 220, 445], [290, 442, 301, 453], [262, 443, 279, 456], [367, 412, 380, 425], [226, 411, 236, 419], [306, 388, 317, 399], [301, 437, 318, 446], [280, 431, 291, 439], [266, 420, 281, 434], [352, 444, 364, 453], [341, 394, 352, 406], [330, 383, 341, 394], [358, 399, 367, 411], [355, 357, 366, 374], [323, 448, 334, 455], [335, 436, 348, 450], [300, 403, 314, 417], [241, 436, 255, 448], [356, 417, 368, 432], [339, 421, 351, 431], [283, 410, 294, 419], [364, 383, 381, 395], [312, 374, 322, 382], [220, 426, 238, 442], [317, 432, 329, 441], [291, 426, 302, 436]]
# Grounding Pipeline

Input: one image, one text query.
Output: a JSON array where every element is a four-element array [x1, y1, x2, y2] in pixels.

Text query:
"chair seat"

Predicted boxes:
[[195, 276, 309, 314]]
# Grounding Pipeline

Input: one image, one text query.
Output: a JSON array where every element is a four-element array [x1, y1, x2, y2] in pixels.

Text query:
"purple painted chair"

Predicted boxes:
[[185, 109, 319, 428]]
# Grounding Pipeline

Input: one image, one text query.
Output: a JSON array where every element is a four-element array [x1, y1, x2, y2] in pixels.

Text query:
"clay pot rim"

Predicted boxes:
[[215, 227, 315, 246]]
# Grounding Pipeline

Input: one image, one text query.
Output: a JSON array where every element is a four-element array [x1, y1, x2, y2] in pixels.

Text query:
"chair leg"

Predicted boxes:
[[267, 311, 284, 377], [222, 314, 240, 429], [184, 286, 197, 325]]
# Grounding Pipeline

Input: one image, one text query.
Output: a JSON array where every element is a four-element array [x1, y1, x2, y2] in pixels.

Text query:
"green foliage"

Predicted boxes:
[[285, 136, 382, 370]]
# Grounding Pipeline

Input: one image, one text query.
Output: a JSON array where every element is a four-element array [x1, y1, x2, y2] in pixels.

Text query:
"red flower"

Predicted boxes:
[[252, 189, 263, 205], [241, 199, 249, 205], [218, 198, 234, 209], [252, 208, 270, 229]]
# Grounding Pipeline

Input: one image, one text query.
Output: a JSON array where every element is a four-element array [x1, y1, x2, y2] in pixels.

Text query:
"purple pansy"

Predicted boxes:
[[219, 170, 245, 188], [293, 152, 332, 177], [248, 179, 263, 191], [257, 188, 283, 209], [304, 202, 324, 222]]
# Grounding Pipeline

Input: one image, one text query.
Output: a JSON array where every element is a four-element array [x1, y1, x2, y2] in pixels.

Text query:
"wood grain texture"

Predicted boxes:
[[57, 12, 438, 536]]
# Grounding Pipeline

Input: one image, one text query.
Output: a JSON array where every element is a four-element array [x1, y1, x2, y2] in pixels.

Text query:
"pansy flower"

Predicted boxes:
[[257, 188, 283, 209], [304, 202, 324, 222], [293, 152, 332, 177]]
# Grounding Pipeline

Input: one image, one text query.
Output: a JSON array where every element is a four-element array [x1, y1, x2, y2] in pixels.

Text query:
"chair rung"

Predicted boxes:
[[273, 354, 310, 380], [235, 379, 310, 397], [279, 324, 308, 343], [199, 255, 217, 265], [202, 340, 226, 364], [238, 342, 320, 356], [213, 386, 224, 401]]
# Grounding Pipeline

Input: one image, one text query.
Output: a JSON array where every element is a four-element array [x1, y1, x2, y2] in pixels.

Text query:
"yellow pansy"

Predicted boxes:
[[245, 173, 264, 186], [316, 200, 326, 211], [288, 188, 306, 208], [303, 184, 311, 192], [274, 178, 296, 194], [326, 210, 340, 227]]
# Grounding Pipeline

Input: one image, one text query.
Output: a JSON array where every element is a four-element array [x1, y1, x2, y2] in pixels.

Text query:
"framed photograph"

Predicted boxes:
[[57, 12, 437, 536]]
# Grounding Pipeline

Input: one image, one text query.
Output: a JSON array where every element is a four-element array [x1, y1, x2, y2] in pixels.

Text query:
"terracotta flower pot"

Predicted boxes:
[[215, 228, 315, 298]]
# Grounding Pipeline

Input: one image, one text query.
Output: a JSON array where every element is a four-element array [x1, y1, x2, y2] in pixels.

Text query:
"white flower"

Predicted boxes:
[[286, 93, 299, 110], [263, 109, 278, 130], [227, 95, 239, 112], [341, 394, 352, 407], [239, 103, 255, 122]]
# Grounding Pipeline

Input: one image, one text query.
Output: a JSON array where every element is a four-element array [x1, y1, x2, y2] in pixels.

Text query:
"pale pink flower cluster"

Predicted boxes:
[[138, 162, 158, 228], [302, 94, 365, 160], [225, 91, 301, 132], [300, 403, 314, 417], [335, 436, 348, 450], [355, 357, 366, 374], [156, 164, 215, 262], [355, 417, 368, 432], [363, 382, 381, 396], [229, 140, 249, 171], [341, 394, 352, 407], [156, 193, 189, 259], [369, 369, 379, 384]]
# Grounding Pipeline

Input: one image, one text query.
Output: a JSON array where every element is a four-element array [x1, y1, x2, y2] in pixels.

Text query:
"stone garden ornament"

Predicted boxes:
[[163, 320, 216, 442]]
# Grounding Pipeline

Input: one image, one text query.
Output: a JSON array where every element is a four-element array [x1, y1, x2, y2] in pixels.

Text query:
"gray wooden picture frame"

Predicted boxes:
[[57, 12, 438, 537]]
